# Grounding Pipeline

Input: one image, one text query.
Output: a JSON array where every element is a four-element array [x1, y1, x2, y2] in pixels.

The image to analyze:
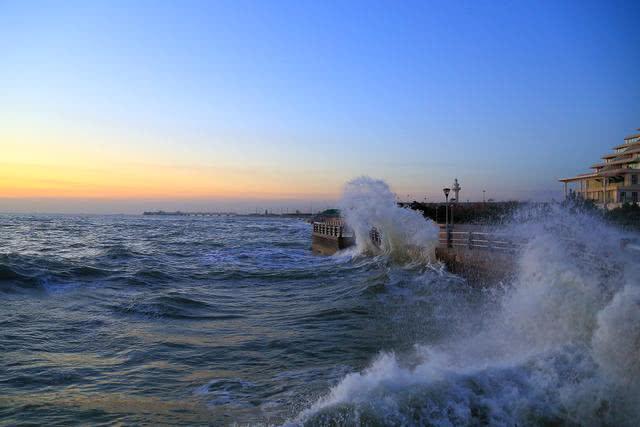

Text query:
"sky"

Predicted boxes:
[[1, 0, 639, 213]]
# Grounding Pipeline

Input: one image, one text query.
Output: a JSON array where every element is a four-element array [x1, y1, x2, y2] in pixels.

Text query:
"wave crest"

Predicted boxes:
[[338, 177, 439, 264], [295, 195, 640, 426]]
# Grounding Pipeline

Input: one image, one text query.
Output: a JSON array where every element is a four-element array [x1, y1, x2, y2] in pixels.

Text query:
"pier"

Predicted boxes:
[[143, 210, 238, 217], [313, 217, 640, 284], [311, 220, 355, 255], [143, 210, 313, 219]]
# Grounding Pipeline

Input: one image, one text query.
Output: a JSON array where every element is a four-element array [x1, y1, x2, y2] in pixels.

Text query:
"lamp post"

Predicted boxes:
[[443, 187, 450, 227], [443, 187, 451, 248], [451, 198, 455, 226]]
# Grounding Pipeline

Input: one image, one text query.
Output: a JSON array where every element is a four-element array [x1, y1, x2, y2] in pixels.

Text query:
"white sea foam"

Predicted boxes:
[[338, 176, 439, 264], [294, 181, 640, 426]]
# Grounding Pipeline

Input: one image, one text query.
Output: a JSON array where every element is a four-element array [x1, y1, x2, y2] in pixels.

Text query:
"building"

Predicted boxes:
[[559, 128, 640, 208]]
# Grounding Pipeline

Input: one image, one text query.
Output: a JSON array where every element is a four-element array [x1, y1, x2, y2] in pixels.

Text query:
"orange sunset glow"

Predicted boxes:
[[1, 128, 344, 200]]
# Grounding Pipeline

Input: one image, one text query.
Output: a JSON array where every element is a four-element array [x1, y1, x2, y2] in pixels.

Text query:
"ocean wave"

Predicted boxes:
[[194, 378, 259, 407], [67, 265, 112, 278], [294, 204, 640, 426], [133, 268, 176, 282], [339, 177, 440, 265], [109, 294, 245, 320], [101, 245, 141, 259], [0, 263, 42, 292]]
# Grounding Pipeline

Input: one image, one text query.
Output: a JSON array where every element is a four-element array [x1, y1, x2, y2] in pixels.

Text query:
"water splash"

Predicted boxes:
[[295, 201, 640, 426], [338, 177, 439, 263]]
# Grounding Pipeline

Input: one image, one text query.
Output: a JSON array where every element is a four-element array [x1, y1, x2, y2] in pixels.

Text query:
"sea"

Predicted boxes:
[[1, 179, 639, 426]]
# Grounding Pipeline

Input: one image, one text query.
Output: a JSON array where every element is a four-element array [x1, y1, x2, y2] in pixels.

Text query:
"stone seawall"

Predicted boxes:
[[311, 221, 520, 284], [435, 224, 519, 284], [435, 246, 516, 284], [311, 234, 355, 255]]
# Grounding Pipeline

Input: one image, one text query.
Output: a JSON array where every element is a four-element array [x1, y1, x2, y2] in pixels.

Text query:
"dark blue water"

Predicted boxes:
[[0, 214, 468, 425], [3, 212, 638, 426]]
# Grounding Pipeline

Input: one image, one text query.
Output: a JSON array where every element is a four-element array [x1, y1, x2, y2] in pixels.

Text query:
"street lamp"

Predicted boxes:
[[443, 187, 450, 228], [450, 198, 455, 226]]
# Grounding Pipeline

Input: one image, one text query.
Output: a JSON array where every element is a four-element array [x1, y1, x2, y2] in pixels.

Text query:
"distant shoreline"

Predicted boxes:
[[142, 210, 314, 219]]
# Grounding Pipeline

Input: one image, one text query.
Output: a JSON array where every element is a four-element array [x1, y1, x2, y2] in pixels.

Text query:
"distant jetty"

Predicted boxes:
[[143, 210, 238, 217], [142, 210, 314, 219]]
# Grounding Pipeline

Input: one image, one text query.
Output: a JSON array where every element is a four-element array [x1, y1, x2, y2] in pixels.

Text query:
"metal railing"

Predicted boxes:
[[313, 222, 349, 238], [313, 221, 379, 245], [314, 220, 637, 262], [314, 221, 522, 252], [438, 228, 522, 252]]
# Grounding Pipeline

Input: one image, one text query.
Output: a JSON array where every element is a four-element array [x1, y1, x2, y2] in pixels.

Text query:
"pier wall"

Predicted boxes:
[[311, 220, 637, 284], [435, 246, 516, 284], [435, 225, 520, 283], [311, 221, 355, 255], [311, 235, 355, 255], [311, 221, 519, 283]]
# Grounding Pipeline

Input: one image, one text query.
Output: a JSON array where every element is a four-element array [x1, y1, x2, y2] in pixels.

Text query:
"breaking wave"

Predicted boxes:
[[339, 177, 439, 264], [295, 189, 640, 426]]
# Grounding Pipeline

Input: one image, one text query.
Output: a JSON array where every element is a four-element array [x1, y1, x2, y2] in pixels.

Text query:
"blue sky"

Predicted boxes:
[[1, 0, 639, 212]]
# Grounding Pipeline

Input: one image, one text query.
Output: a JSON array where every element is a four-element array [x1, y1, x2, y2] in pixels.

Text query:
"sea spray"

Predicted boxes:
[[338, 177, 439, 263], [295, 199, 640, 426]]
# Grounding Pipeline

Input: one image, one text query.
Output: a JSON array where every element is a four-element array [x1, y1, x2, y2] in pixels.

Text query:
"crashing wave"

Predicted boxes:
[[338, 177, 439, 264], [294, 186, 640, 426]]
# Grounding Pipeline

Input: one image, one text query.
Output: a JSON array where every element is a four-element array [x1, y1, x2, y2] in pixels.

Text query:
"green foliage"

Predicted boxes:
[[605, 203, 640, 230], [562, 192, 599, 212], [319, 208, 341, 217], [404, 201, 523, 225]]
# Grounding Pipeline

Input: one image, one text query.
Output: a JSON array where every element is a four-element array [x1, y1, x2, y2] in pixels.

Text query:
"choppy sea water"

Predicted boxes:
[[1, 191, 639, 426], [0, 213, 464, 425]]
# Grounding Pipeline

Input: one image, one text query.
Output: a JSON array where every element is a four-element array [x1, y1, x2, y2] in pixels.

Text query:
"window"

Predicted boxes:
[[633, 192, 638, 203], [621, 191, 626, 202], [633, 174, 638, 185]]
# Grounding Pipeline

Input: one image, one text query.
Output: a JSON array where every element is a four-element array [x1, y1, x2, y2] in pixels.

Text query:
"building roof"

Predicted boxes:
[[613, 140, 640, 150], [561, 167, 638, 182], [623, 131, 640, 140], [559, 173, 597, 183], [596, 168, 631, 177], [621, 146, 640, 156], [560, 128, 640, 183], [591, 155, 638, 169], [612, 156, 639, 165], [602, 149, 636, 160]]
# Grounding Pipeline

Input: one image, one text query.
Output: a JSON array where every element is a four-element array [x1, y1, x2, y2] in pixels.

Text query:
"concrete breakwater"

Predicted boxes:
[[313, 217, 639, 284], [312, 219, 519, 283], [435, 225, 520, 283], [311, 220, 355, 255]]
